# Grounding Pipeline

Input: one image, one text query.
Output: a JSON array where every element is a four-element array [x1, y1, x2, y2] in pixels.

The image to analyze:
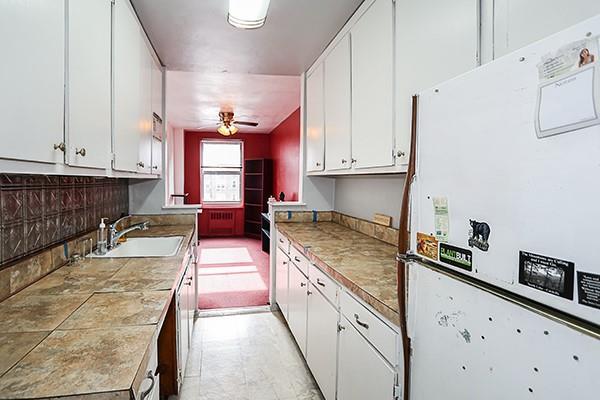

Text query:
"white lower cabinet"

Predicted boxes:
[[274, 235, 400, 400], [275, 248, 290, 319], [287, 263, 308, 356], [136, 342, 160, 400], [337, 318, 397, 400], [176, 255, 194, 385], [306, 283, 339, 400]]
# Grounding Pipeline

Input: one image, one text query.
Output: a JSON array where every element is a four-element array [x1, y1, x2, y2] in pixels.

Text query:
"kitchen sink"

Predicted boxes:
[[90, 236, 184, 258]]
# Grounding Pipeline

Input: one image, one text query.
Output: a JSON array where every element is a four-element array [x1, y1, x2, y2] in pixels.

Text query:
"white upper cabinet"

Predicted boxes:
[[113, 0, 153, 174], [0, 0, 65, 164], [138, 40, 153, 174], [305, 64, 325, 173], [324, 34, 352, 172], [151, 57, 164, 120], [66, 0, 112, 169], [351, 0, 394, 170]]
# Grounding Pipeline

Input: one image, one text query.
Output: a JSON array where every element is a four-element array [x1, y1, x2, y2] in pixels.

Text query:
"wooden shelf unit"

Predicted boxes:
[[244, 159, 272, 239]]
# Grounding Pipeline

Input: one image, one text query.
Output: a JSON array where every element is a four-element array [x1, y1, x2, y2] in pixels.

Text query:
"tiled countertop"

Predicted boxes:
[[276, 222, 399, 326], [0, 223, 195, 399]]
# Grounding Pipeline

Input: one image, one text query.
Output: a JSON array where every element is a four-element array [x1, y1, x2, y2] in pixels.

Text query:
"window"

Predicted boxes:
[[201, 141, 243, 203]]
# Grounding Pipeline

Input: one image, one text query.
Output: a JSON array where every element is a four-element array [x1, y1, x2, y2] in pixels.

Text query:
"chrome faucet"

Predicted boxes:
[[108, 217, 149, 249]]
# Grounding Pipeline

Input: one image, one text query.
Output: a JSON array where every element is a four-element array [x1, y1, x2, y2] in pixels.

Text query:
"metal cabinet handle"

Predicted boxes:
[[140, 370, 155, 400], [316, 278, 325, 287], [351, 158, 357, 164], [152, 165, 158, 170], [341, 159, 347, 164], [279, 238, 284, 243], [307, 290, 313, 295], [300, 282, 306, 287], [316, 162, 321, 167], [282, 261, 288, 265], [354, 313, 369, 329], [53, 142, 66, 152], [75, 148, 86, 157], [137, 161, 145, 168], [338, 324, 346, 332], [396, 150, 406, 157], [294, 256, 301, 262]]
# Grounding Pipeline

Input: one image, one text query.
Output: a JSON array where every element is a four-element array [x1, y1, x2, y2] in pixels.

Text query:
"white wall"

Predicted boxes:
[[334, 175, 405, 228]]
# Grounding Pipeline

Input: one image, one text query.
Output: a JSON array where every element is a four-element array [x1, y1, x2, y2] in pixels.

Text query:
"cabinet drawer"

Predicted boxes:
[[309, 264, 339, 307], [133, 342, 159, 400], [276, 230, 290, 253], [340, 290, 398, 366], [290, 245, 309, 276]]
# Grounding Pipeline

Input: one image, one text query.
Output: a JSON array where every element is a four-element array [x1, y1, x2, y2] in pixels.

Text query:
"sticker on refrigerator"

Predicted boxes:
[[577, 271, 600, 310], [416, 232, 438, 261], [433, 197, 449, 242], [468, 220, 490, 252], [439, 243, 472, 271], [518, 251, 574, 300]]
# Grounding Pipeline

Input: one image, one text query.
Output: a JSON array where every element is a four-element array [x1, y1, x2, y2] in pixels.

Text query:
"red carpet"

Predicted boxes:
[[197, 237, 270, 309]]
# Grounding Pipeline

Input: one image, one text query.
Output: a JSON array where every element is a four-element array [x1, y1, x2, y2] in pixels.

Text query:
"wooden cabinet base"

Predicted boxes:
[[158, 296, 178, 396]]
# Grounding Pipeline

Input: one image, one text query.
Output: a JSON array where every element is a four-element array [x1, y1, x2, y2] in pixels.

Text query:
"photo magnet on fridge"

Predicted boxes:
[[468, 220, 490, 252], [416, 232, 439, 260], [577, 271, 600, 310], [519, 251, 574, 300]]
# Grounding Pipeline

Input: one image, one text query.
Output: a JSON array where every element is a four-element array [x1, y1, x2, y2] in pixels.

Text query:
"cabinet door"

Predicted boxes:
[[0, 0, 64, 164], [324, 34, 352, 171], [287, 264, 308, 356], [151, 136, 162, 175], [66, 0, 111, 169], [151, 58, 163, 120], [113, 0, 142, 172], [337, 320, 396, 400], [184, 259, 195, 349], [306, 284, 339, 400], [351, 0, 394, 169], [305, 64, 325, 172], [138, 40, 153, 174], [275, 248, 290, 320], [176, 284, 189, 385]]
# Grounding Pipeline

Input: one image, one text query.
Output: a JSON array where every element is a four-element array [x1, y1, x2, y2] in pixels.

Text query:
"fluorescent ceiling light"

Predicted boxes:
[[228, 0, 271, 29]]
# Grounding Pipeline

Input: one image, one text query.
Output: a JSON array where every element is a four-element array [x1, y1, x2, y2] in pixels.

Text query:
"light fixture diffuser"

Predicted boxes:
[[228, 0, 271, 29]]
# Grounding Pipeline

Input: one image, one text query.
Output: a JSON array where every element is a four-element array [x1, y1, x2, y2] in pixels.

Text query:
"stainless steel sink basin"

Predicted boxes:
[[90, 236, 184, 258]]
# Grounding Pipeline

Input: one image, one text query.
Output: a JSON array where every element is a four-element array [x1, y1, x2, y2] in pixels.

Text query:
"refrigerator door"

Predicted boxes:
[[410, 15, 600, 325]]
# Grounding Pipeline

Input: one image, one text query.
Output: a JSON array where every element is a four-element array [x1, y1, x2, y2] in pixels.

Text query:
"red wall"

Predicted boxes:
[[184, 130, 272, 236], [269, 108, 300, 201]]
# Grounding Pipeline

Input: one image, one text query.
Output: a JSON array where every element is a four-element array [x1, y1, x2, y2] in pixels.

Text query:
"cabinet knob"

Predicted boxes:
[[75, 148, 86, 157], [152, 165, 158, 170], [137, 161, 145, 168], [307, 290, 313, 295], [300, 282, 306, 287], [316, 162, 321, 167], [351, 158, 357, 164], [396, 150, 406, 158], [341, 159, 347, 164], [53, 142, 66, 152], [337, 324, 346, 332]]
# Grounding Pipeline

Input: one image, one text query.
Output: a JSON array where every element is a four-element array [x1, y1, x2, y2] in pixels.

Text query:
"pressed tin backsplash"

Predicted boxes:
[[0, 174, 128, 268]]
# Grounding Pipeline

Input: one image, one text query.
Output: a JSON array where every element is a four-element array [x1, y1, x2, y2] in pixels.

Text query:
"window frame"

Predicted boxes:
[[200, 139, 244, 205]]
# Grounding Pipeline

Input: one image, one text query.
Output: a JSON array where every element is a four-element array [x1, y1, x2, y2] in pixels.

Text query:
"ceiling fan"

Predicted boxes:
[[217, 111, 258, 136]]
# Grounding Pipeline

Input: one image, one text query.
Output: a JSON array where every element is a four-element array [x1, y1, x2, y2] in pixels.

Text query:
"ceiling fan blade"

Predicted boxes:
[[233, 121, 259, 127]]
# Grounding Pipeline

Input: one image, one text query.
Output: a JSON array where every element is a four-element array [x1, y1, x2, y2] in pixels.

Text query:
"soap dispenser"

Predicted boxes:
[[96, 218, 108, 255]]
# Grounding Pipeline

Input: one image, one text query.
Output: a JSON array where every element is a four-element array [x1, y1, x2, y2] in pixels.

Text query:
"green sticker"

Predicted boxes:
[[439, 243, 473, 271]]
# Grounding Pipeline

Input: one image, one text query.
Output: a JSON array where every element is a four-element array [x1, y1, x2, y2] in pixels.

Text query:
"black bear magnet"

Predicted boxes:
[[468, 219, 490, 252]]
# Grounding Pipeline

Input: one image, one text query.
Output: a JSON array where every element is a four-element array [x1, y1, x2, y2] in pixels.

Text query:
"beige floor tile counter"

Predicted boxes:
[[0, 222, 196, 399], [276, 222, 399, 325]]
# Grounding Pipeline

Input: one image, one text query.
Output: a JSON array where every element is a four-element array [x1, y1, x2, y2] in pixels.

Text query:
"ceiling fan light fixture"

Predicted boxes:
[[228, 0, 270, 29], [217, 124, 239, 136]]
